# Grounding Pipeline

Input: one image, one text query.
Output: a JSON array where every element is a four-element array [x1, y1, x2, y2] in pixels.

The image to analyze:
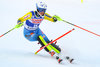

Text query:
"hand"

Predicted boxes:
[[17, 20, 21, 24], [53, 15, 62, 21], [15, 22, 23, 28]]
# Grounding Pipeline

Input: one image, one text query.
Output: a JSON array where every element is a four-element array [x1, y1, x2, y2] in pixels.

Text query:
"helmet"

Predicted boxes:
[[36, 2, 47, 13]]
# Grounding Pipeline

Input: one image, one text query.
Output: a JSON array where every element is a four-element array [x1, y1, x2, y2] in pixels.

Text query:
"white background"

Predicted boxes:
[[0, 0, 100, 67]]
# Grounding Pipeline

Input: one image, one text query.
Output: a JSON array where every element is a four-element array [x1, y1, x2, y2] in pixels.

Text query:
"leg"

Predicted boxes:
[[37, 28, 61, 54], [37, 35, 52, 52], [23, 28, 38, 41], [48, 42, 61, 54]]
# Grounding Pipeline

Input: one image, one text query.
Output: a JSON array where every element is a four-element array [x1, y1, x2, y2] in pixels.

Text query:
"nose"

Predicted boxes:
[[40, 12, 45, 16]]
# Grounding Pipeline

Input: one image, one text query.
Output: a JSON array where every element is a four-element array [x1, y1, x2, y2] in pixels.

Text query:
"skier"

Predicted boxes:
[[15, 2, 73, 63]]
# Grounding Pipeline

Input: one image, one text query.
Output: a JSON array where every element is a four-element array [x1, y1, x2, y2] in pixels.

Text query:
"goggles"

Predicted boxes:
[[37, 8, 46, 13]]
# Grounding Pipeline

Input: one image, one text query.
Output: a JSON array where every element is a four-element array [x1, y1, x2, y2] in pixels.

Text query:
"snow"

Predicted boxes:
[[0, 0, 100, 67]]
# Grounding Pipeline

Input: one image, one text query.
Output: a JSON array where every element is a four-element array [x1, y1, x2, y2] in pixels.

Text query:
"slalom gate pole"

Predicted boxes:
[[62, 20, 100, 37], [35, 28, 75, 55]]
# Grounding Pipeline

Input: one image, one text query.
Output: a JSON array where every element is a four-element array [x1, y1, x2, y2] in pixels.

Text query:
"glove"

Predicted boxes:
[[15, 22, 23, 28], [53, 15, 62, 21]]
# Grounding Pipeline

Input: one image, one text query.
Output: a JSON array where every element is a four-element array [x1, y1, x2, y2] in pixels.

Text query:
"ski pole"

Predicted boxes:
[[0, 28, 15, 38], [62, 20, 100, 37], [0, 22, 23, 38], [35, 28, 75, 55]]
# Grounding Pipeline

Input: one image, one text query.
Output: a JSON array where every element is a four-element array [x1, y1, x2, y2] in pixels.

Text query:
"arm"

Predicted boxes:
[[44, 13, 62, 22], [15, 12, 32, 28], [17, 12, 32, 23], [44, 13, 57, 22]]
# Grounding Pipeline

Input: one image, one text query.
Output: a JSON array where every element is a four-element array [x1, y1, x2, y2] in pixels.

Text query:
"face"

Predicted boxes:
[[39, 11, 45, 16]]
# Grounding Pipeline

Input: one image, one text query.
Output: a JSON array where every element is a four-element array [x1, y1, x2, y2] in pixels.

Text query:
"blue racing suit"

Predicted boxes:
[[18, 11, 56, 42], [17, 11, 61, 53]]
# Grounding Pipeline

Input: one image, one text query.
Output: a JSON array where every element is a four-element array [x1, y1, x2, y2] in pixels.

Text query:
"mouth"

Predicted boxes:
[[39, 12, 45, 16]]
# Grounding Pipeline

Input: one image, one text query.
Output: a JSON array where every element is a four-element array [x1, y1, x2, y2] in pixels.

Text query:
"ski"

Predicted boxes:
[[56, 56, 63, 64], [55, 55, 74, 64], [49, 51, 74, 64], [65, 56, 74, 63]]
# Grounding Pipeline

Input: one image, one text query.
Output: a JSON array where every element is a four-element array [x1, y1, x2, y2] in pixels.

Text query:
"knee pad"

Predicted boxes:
[[49, 43, 61, 54], [47, 41, 61, 54], [37, 35, 61, 54], [37, 35, 52, 52]]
